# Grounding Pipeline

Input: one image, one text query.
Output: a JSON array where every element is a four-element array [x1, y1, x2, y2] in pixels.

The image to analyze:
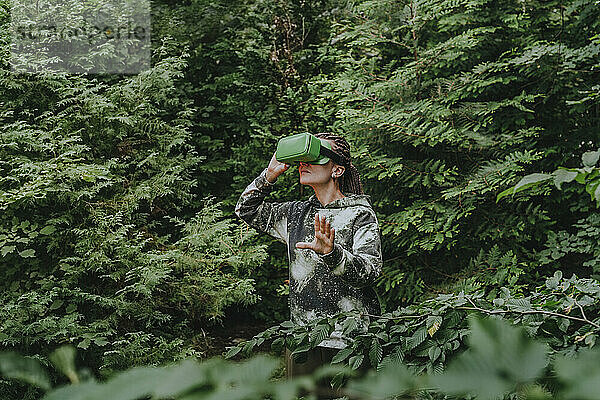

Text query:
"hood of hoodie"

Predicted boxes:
[[308, 193, 373, 209]]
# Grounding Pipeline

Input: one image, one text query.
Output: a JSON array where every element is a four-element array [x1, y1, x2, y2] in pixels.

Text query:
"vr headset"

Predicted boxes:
[[275, 133, 345, 165]]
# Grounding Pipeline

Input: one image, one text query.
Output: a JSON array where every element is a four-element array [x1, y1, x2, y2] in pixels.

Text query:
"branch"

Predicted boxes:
[[574, 297, 588, 321], [360, 312, 423, 320], [457, 305, 600, 330]]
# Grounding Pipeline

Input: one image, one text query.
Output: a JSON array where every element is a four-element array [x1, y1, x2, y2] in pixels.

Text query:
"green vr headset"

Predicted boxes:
[[275, 133, 345, 165]]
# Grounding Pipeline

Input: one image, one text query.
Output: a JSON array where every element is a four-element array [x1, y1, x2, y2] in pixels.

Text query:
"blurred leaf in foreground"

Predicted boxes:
[[432, 316, 548, 400]]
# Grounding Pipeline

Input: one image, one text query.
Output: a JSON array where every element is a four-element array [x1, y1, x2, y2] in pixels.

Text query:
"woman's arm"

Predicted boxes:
[[235, 167, 292, 244], [321, 209, 383, 288]]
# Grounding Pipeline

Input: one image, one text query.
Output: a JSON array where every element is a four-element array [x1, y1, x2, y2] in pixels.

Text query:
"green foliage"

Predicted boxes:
[[298, 0, 600, 308], [0, 353, 51, 391], [432, 317, 548, 399], [1, 0, 599, 397], [498, 148, 600, 205], [0, 346, 349, 400], [0, 3, 271, 397], [6, 317, 600, 400], [497, 149, 600, 278], [345, 317, 553, 400], [151, 0, 352, 322], [229, 270, 600, 388]]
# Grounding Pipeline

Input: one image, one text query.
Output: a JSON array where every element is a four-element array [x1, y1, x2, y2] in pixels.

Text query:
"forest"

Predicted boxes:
[[0, 0, 599, 398]]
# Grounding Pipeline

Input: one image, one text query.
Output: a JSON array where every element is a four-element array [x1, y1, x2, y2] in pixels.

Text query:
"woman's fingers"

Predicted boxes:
[[304, 214, 334, 254], [266, 152, 290, 182], [278, 163, 290, 173], [315, 215, 334, 239]]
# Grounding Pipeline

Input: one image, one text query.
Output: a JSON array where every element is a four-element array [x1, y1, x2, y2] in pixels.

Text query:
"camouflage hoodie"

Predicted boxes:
[[235, 168, 383, 349]]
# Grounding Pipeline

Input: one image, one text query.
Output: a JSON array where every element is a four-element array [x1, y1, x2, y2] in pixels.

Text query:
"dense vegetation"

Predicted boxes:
[[4, 317, 600, 399], [0, 0, 598, 398]]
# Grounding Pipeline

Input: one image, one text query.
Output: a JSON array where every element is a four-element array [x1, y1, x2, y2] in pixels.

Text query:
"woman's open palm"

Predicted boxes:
[[296, 214, 335, 254]]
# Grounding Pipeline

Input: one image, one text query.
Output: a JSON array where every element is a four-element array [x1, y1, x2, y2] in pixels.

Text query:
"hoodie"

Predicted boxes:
[[235, 168, 383, 348]]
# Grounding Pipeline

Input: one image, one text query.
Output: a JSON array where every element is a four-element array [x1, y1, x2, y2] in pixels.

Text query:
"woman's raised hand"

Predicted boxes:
[[266, 151, 290, 183], [295, 214, 335, 255]]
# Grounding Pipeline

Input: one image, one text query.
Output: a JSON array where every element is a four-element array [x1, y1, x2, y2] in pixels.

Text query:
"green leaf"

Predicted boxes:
[[347, 361, 419, 398], [582, 150, 600, 167], [348, 354, 364, 370], [342, 317, 359, 335], [553, 168, 578, 189], [330, 371, 346, 389], [498, 173, 552, 202], [428, 346, 442, 363], [81, 174, 97, 183], [77, 338, 91, 350], [405, 326, 427, 351], [270, 337, 285, 353], [93, 338, 108, 346], [242, 338, 258, 354], [432, 317, 547, 400], [380, 346, 404, 370], [331, 347, 354, 364], [427, 315, 443, 337], [0, 352, 51, 391], [49, 300, 63, 310], [555, 348, 600, 400], [1, 245, 16, 257], [42, 382, 100, 400], [148, 359, 211, 399], [19, 248, 35, 258], [309, 324, 330, 346], [40, 226, 56, 235], [49, 346, 79, 384], [290, 343, 311, 356], [224, 346, 241, 359], [369, 339, 383, 367], [280, 320, 295, 328], [312, 363, 351, 381], [514, 173, 552, 193], [43, 359, 213, 400], [496, 186, 515, 202]]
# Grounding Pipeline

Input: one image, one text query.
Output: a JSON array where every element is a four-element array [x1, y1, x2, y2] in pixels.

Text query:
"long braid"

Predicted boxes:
[[314, 132, 364, 195]]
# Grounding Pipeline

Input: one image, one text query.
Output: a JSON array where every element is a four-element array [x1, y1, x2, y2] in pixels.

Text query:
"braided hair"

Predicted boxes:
[[314, 132, 364, 195]]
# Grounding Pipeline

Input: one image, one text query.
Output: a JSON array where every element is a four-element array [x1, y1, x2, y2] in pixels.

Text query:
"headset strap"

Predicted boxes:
[[320, 146, 347, 166]]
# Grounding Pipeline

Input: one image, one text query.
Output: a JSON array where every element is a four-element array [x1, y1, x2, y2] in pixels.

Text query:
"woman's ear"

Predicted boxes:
[[332, 165, 345, 178]]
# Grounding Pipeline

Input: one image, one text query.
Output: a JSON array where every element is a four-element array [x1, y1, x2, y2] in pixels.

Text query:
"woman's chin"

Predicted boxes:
[[299, 176, 313, 185]]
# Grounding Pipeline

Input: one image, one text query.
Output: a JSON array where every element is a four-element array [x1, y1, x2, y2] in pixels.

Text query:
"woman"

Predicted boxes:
[[234, 132, 382, 382]]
